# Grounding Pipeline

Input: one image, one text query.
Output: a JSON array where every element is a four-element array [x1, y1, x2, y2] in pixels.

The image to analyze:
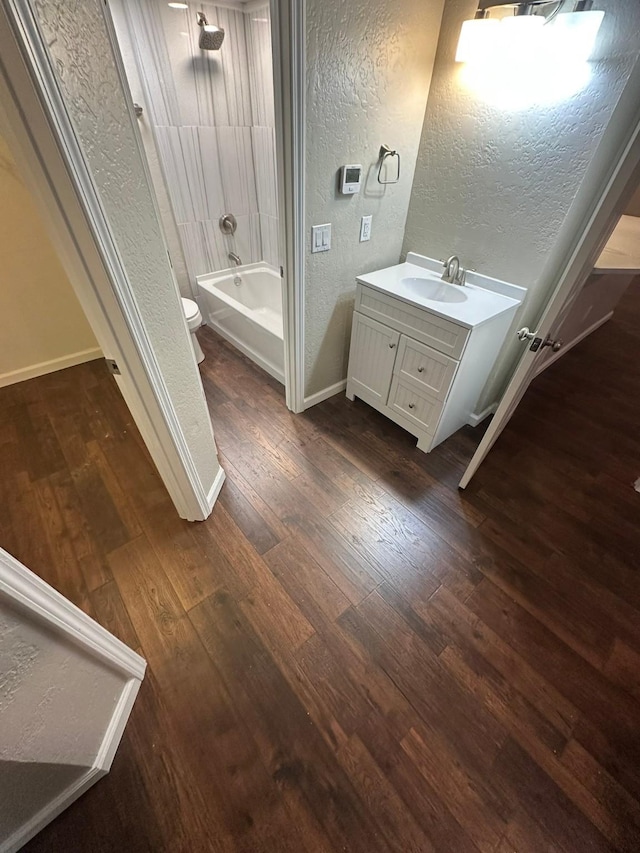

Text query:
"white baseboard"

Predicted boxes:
[[2, 678, 142, 853], [2, 767, 104, 853], [0, 347, 102, 388], [205, 466, 227, 513], [534, 312, 613, 376], [0, 548, 146, 853], [467, 403, 498, 427], [304, 379, 347, 410]]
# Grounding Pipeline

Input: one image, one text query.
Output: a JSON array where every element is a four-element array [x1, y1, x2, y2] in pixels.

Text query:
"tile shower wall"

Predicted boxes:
[[123, 0, 278, 288]]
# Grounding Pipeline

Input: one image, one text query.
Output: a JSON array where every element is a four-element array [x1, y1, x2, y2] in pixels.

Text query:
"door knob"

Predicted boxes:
[[517, 327, 563, 354], [516, 327, 535, 341], [541, 334, 563, 352]]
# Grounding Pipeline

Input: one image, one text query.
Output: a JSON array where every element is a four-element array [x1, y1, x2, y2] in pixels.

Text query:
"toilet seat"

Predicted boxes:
[[181, 297, 202, 330], [181, 297, 205, 364]]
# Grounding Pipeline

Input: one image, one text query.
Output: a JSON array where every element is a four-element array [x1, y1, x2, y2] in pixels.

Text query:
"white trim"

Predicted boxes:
[[534, 311, 613, 377], [0, 548, 145, 680], [94, 676, 142, 771], [2, 767, 105, 853], [0, 546, 145, 852], [0, 347, 102, 389], [272, 0, 306, 414], [206, 466, 227, 513], [467, 403, 497, 427], [304, 379, 347, 409], [0, 3, 218, 522]]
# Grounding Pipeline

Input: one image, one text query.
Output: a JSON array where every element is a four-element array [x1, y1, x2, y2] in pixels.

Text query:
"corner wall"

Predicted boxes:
[[402, 0, 640, 411], [304, 0, 445, 398], [0, 134, 100, 387], [29, 0, 221, 507]]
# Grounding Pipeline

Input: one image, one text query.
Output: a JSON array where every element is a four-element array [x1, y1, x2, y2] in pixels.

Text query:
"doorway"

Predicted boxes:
[[460, 77, 640, 488], [108, 0, 290, 396]]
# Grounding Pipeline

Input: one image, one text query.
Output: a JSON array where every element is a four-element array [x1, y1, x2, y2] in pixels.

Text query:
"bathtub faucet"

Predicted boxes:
[[228, 252, 242, 267]]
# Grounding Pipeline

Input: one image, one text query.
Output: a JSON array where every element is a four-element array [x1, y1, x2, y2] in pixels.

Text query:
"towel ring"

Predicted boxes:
[[377, 144, 400, 185]]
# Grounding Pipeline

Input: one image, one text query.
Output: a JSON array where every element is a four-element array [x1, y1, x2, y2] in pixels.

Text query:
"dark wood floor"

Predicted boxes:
[[4, 281, 639, 852]]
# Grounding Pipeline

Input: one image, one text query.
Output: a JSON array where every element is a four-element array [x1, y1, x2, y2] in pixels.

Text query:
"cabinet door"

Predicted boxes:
[[347, 312, 399, 407]]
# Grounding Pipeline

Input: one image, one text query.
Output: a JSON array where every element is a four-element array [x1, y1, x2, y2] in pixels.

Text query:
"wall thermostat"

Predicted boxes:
[[340, 164, 362, 194]]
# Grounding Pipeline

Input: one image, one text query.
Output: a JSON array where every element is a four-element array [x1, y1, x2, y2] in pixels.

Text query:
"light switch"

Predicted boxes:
[[360, 215, 372, 242], [312, 223, 331, 253]]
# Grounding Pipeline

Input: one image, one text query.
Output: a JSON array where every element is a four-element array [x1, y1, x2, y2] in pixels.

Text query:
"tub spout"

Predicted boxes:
[[228, 252, 242, 267]]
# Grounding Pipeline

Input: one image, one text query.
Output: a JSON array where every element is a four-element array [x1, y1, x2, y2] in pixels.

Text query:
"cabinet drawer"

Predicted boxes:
[[394, 335, 458, 401], [388, 376, 443, 435], [356, 284, 469, 359]]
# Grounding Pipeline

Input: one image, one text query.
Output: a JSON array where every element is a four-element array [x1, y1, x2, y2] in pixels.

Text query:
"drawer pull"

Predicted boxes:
[[417, 366, 424, 373], [408, 402, 415, 409], [389, 342, 396, 349]]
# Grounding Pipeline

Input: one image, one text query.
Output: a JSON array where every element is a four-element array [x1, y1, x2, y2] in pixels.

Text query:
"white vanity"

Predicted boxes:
[[346, 253, 525, 453]]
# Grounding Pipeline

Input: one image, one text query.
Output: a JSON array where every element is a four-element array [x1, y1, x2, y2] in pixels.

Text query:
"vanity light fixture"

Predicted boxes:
[[455, 0, 604, 65]]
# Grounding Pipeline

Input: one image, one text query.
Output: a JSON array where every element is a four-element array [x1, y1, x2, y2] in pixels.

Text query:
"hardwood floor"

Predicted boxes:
[[4, 281, 639, 852]]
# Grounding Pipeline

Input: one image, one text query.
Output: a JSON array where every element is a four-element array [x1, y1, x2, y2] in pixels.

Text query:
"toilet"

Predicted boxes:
[[182, 297, 204, 364]]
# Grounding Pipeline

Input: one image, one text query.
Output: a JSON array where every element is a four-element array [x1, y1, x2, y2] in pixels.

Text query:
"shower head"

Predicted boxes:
[[196, 11, 225, 50]]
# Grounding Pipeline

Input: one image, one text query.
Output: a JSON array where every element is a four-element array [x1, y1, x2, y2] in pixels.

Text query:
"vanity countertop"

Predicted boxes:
[[356, 256, 523, 330], [594, 215, 640, 274]]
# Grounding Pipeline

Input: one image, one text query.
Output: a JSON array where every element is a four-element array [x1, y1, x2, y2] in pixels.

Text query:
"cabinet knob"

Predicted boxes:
[[408, 402, 415, 409], [388, 342, 396, 349], [417, 366, 424, 373]]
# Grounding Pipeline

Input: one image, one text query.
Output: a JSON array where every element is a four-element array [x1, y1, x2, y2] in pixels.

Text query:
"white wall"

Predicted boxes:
[[0, 134, 100, 387], [0, 599, 124, 842], [0, 546, 145, 850], [304, 0, 446, 397], [30, 0, 222, 503], [402, 0, 640, 409], [625, 184, 640, 217], [113, 0, 279, 293]]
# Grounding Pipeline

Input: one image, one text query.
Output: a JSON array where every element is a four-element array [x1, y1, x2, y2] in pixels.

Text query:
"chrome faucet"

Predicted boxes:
[[442, 255, 466, 286], [228, 252, 242, 267]]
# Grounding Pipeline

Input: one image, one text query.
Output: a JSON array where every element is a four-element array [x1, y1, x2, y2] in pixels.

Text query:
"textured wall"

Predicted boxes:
[[304, 0, 445, 397], [115, 0, 279, 291], [0, 598, 124, 841], [109, 0, 191, 299], [0, 134, 99, 384], [403, 0, 640, 408], [30, 0, 220, 498]]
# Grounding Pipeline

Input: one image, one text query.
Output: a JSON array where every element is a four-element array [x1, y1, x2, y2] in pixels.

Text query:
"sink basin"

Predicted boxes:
[[400, 277, 468, 303]]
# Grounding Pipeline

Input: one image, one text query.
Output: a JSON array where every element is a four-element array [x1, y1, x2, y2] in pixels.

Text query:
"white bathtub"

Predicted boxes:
[[196, 263, 284, 384]]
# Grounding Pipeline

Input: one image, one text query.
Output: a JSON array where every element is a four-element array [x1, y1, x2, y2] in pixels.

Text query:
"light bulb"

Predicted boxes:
[[545, 10, 605, 62], [456, 18, 500, 63]]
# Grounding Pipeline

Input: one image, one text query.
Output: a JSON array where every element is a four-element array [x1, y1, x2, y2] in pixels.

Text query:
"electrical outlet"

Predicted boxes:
[[360, 215, 372, 242], [311, 223, 331, 253]]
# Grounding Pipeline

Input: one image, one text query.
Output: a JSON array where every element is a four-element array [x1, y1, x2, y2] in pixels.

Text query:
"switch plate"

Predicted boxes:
[[311, 223, 331, 253], [360, 215, 372, 242]]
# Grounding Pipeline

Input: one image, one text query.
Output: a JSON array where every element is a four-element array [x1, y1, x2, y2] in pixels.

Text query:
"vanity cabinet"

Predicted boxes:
[[346, 282, 518, 453]]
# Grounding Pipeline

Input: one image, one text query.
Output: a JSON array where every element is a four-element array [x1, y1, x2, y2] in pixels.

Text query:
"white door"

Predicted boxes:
[[460, 115, 640, 489]]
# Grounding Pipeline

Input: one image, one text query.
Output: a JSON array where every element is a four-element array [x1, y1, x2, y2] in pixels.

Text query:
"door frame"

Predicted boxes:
[[459, 66, 640, 488], [271, 0, 306, 413], [0, 3, 223, 521]]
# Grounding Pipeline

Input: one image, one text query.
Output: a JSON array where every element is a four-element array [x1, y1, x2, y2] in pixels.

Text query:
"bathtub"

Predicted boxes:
[[196, 263, 284, 384]]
